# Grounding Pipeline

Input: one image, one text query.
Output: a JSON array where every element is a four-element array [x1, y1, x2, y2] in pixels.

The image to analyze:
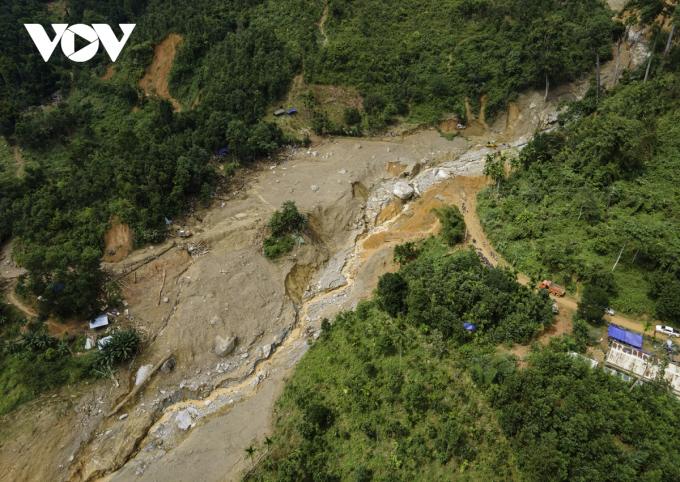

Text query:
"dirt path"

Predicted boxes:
[[5, 283, 37, 318], [13, 146, 25, 177], [318, 3, 329, 46]]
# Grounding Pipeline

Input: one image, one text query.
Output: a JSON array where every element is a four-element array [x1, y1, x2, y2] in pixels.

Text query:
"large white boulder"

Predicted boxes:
[[393, 182, 414, 200], [134, 364, 153, 386]]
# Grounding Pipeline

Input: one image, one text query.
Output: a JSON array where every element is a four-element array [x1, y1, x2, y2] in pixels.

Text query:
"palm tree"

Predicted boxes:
[[245, 444, 257, 463], [263, 437, 273, 452]]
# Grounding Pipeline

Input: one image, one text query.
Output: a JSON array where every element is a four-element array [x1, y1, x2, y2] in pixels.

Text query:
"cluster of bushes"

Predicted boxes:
[[434, 205, 466, 246], [0, 300, 141, 414], [377, 239, 552, 344], [263, 201, 307, 259]]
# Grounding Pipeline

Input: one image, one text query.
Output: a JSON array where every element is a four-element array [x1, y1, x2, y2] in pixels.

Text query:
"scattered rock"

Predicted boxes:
[[160, 357, 176, 374], [118, 413, 128, 421], [209, 315, 221, 326], [163, 297, 170, 303], [435, 169, 450, 180], [311, 184, 320, 193], [214, 335, 236, 357], [175, 409, 193, 431], [135, 365, 153, 386], [392, 182, 414, 200], [261, 344, 272, 359]]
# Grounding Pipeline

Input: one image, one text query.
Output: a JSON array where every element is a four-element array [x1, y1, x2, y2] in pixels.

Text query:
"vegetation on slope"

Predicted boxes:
[[311, 0, 615, 123], [478, 68, 680, 319], [0, 0, 615, 317], [0, 296, 140, 415], [489, 348, 680, 481], [249, 239, 680, 481]]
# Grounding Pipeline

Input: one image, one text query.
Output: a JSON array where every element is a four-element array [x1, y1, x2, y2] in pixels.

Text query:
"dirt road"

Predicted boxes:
[[447, 181, 668, 347], [5, 284, 37, 318]]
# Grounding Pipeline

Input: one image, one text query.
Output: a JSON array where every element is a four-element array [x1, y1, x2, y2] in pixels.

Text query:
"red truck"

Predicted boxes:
[[538, 280, 566, 297]]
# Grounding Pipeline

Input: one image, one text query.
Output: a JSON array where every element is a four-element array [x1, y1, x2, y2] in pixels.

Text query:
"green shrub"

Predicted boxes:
[[265, 202, 306, 259], [434, 206, 466, 246], [376, 272, 408, 317], [656, 280, 680, 324], [268, 201, 306, 237], [577, 284, 610, 324], [92, 329, 141, 375], [264, 234, 296, 259], [393, 242, 421, 265], [343, 107, 362, 126]]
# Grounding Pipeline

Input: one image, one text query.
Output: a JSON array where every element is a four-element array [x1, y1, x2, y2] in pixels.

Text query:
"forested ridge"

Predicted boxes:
[[249, 239, 680, 481], [0, 0, 615, 317]]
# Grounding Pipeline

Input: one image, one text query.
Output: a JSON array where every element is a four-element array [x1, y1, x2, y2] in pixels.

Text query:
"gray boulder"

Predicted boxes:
[[393, 182, 414, 200], [214, 335, 236, 357]]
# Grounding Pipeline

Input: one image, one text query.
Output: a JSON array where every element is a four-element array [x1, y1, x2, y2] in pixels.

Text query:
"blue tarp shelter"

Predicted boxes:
[[608, 324, 643, 349], [217, 147, 230, 157], [463, 322, 477, 333]]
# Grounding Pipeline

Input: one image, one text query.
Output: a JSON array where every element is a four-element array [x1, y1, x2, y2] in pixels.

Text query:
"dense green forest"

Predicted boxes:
[[478, 59, 680, 320], [0, 0, 615, 317], [249, 239, 680, 481]]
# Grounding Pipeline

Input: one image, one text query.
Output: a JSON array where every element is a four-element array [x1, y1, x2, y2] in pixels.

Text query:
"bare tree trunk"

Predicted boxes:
[[544, 72, 549, 102], [644, 53, 653, 82], [664, 24, 676, 56], [611, 243, 627, 272], [613, 37, 622, 85], [596, 52, 601, 102], [645, 33, 659, 82]]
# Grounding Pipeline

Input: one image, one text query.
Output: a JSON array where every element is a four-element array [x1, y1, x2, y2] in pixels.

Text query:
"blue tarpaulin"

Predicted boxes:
[[463, 322, 477, 333], [608, 324, 643, 349]]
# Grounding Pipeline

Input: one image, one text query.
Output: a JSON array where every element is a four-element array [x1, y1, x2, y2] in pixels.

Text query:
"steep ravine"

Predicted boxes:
[[102, 91, 586, 482]]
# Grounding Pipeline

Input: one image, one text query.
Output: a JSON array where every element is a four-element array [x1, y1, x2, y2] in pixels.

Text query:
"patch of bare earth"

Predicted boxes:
[[139, 34, 183, 111], [269, 74, 364, 139], [101, 65, 115, 81], [103, 218, 134, 263]]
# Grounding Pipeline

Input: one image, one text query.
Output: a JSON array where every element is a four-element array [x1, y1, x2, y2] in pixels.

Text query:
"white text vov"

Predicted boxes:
[[24, 24, 136, 63]]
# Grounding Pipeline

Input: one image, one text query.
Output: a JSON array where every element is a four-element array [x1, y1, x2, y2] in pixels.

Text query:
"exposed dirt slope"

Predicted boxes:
[[103, 218, 133, 263], [139, 34, 183, 111]]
